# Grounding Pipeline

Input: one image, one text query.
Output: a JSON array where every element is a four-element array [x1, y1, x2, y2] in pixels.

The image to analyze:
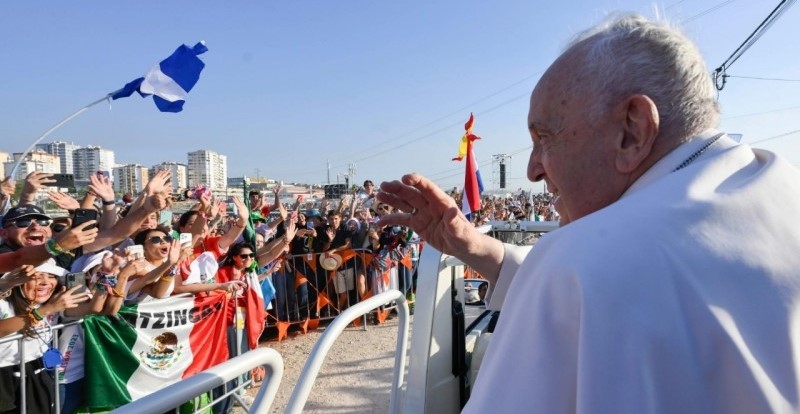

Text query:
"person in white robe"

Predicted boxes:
[[376, 13, 800, 413]]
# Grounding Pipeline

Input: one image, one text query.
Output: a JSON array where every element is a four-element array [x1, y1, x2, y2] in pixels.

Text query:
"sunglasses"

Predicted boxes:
[[5, 218, 53, 229], [51, 223, 68, 233], [377, 205, 390, 211], [147, 236, 173, 244], [238, 253, 256, 259]]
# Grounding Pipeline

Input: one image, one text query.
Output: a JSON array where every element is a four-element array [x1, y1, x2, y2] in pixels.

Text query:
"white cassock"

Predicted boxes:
[[466, 130, 800, 413]]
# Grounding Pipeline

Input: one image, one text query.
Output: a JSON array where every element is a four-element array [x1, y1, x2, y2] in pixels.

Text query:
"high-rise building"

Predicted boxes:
[[0, 151, 9, 178], [113, 164, 150, 195], [36, 141, 80, 175], [150, 162, 188, 191], [4, 150, 61, 181], [187, 150, 227, 194], [73, 146, 115, 181]]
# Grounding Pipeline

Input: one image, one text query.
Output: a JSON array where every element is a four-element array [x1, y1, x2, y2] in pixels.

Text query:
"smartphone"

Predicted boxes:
[[306, 221, 314, 230], [71, 208, 98, 230], [65, 271, 89, 295], [179, 232, 193, 247], [44, 173, 75, 189], [125, 244, 144, 260]]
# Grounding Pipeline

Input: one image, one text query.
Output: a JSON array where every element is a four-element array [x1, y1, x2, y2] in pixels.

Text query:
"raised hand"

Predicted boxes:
[[88, 173, 115, 203], [230, 196, 248, 219], [22, 171, 55, 194], [377, 173, 483, 259], [144, 170, 171, 196], [48, 192, 80, 211]]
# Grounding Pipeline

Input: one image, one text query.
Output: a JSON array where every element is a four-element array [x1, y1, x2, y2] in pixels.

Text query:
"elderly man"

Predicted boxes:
[[378, 14, 800, 413]]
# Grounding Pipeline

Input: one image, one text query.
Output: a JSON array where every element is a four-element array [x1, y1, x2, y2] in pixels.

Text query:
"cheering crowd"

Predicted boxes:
[[0, 167, 559, 413]]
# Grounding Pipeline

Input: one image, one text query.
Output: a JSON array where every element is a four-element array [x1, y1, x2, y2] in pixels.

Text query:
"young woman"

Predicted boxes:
[[0, 261, 89, 413], [210, 242, 260, 414], [124, 226, 183, 304]]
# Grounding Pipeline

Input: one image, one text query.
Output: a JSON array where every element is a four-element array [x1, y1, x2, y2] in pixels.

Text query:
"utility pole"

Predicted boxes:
[[346, 163, 356, 189], [492, 154, 511, 190], [327, 160, 331, 185]]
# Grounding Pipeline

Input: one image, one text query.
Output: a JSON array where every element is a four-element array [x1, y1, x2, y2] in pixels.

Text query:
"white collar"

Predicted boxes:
[[623, 129, 733, 197]]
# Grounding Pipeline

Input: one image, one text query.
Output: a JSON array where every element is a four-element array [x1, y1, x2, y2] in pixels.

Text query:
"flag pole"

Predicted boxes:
[[9, 94, 111, 178]]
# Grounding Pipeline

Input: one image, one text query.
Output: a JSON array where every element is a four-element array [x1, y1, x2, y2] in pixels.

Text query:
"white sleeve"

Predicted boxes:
[[486, 244, 531, 310]]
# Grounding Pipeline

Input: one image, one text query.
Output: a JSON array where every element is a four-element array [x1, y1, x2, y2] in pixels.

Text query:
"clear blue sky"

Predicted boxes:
[[1, 1, 798, 193]]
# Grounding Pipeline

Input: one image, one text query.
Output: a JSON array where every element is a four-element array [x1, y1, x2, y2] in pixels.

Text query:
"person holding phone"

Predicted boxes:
[[0, 205, 99, 272], [0, 260, 90, 413]]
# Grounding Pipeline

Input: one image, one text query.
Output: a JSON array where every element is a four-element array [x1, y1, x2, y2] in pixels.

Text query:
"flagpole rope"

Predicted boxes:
[[10, 95, 111, 178]]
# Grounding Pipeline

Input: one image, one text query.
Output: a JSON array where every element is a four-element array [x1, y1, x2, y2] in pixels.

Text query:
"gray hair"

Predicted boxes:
[[566, 14, 719, 142]]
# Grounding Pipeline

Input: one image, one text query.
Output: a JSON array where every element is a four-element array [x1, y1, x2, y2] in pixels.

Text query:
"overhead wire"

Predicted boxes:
[[748, 128, 800, 145], [713, 0, 797, 90], [680, 0, 737, 24]]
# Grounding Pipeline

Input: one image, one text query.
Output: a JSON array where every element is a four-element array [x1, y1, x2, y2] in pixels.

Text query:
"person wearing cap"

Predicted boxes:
[[0, 260, 90, 413], [0, 204, 99, 273]]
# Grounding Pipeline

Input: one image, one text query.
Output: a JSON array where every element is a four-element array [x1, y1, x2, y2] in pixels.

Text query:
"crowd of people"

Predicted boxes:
[[0, 171, 436, 413], [8, 12, 790, 414]]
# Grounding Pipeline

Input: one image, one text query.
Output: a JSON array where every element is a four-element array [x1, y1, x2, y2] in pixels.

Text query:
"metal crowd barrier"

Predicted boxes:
[[0, 319, 84, 414], [265, 246, 419, 333], [0, 292, 252, 414]]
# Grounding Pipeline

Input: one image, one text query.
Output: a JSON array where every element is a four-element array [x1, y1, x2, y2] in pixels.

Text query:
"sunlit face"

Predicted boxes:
[[375, 203, 393, 217], [1, 216, 53, 248], [330, 214, 342, 229], [140, 212, 159, 230], [143, 230, 171, 261], [233, 248, 255, 269], [21, 272, 59, 304], [254, 233, 265, 249], [526, 49, 619, 224]]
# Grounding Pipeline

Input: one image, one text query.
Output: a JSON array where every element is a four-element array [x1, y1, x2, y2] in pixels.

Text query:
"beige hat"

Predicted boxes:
[[319, 253, 343, 271]]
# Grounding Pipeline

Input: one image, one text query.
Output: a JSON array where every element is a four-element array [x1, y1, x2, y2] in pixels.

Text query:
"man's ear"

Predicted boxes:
[[615, 94, 659, 174]]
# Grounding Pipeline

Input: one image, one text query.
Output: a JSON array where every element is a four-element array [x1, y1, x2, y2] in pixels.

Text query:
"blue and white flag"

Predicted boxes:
[[110, 41, 208, 113]]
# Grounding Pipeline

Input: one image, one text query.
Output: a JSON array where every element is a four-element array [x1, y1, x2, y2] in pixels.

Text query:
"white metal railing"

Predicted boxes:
[[109, 347, 284, 414], [285, 289, 410, 414]]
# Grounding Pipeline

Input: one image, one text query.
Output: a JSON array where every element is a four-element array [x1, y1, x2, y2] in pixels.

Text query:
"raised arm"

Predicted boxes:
[[378, 173, 506, 284], [82, 193, 167, 253]]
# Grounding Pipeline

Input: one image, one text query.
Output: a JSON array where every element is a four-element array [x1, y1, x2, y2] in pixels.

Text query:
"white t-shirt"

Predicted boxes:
[[57, 316, 85, 384], [0, 299, 56, 367]]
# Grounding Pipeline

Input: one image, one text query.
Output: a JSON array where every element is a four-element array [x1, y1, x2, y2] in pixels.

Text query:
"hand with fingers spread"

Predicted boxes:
[[144, 169, 171, 196], [48, 191, 80, 211], [22, 171, 55, 193], [230, 196, 249, 221], [88, 173, 115, 204], [53, 220, 99, 251], [377, 173, 505, 280]]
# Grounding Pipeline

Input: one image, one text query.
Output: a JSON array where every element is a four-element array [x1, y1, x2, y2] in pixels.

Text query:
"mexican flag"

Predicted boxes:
[[82, 292, 230, 410]]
